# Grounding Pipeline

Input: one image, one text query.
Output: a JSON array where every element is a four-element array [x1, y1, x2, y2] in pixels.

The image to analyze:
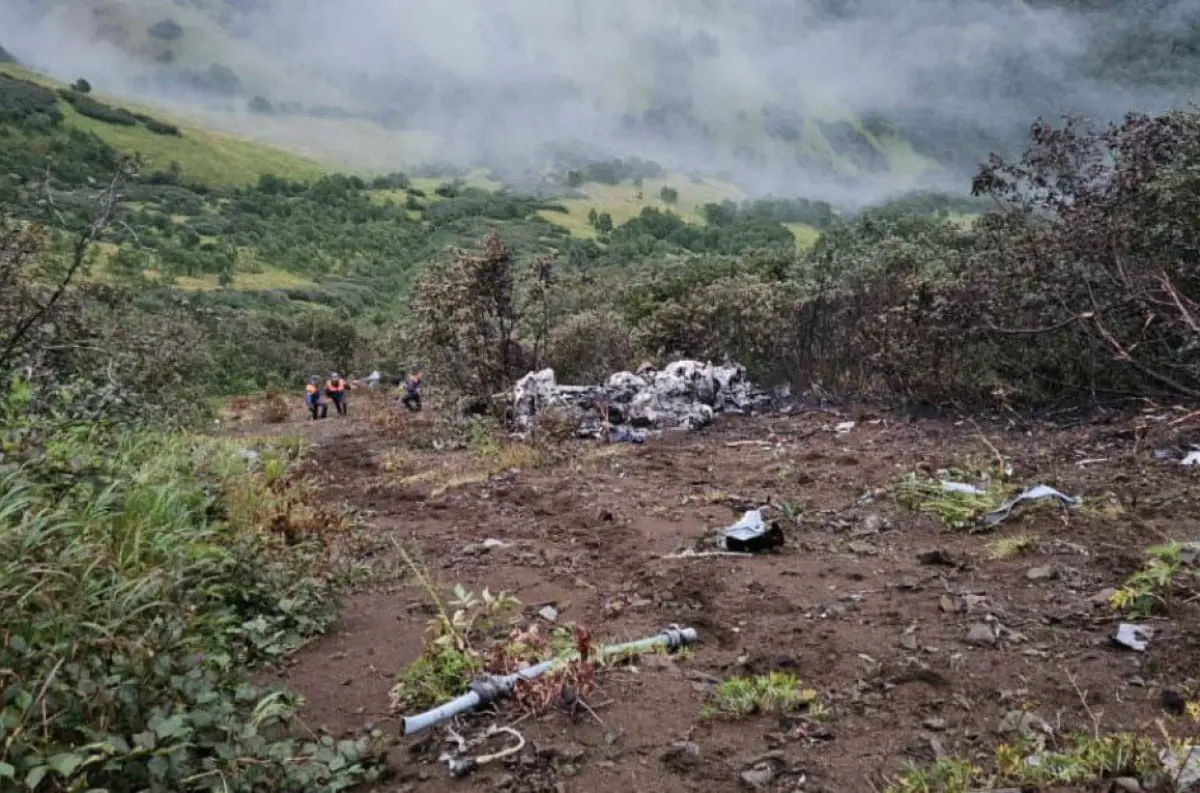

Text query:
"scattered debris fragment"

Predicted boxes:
[[740, 763, 776, 789], [439, 724, 526, 777], [1161, 745, 1200, 791], [1025, 565, 1058, 581], [1114, 622, 1153, 652], [834, 421, 856, 434], [609, 426, 646, 444], [983, 485, 1078, 527], [723, 509, 785, 553], [538, 605, 559, 623], [660, 740, 701, 773], [941, 480, 986, 495], [510, 360, 779, 438], [997, 709, 1053, 736], [400, 625, 698, 734]]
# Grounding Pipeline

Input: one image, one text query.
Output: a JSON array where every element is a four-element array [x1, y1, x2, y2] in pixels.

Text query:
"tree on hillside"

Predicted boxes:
[[595, 212, 614, 233], [659, 185, 679, 204], [970, 110, 1200, 400], [587, 207, 598, 227], [71, 78, 91, 94], [407, 231, 557, 397]]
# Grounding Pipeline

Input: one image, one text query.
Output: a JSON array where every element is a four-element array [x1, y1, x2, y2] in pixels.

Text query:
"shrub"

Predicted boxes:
[[407, 231, 555, 398], [547, 307, 635, 384], [0, 74, 62, 124], [0, 411, 385, 792], [635, 275, 793, 382], [143, 117, 181, 136], [261, 389, 290, 422], [58, 89, 138, 126]]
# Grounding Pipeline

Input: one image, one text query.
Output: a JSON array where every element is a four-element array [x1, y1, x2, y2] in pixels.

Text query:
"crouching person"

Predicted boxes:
[[326, 372, 348, 416], [401, 368, 423, 412], [305, 378, 327, 420]]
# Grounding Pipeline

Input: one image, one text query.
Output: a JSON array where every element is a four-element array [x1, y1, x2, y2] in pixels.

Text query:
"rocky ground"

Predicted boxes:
[[231, 393, 1200, 793]]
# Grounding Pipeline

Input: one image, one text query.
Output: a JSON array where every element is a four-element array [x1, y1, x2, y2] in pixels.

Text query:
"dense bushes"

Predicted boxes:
[[605, 206, 796, 257], [0, 74, 61, 124], [57, 89, 182, 135], [58, 88, 138, 126], [406, 108, 1200, 412], [0, 405, 384, 792], [564, 157, 665, 187], [547, 308, 636, 384]]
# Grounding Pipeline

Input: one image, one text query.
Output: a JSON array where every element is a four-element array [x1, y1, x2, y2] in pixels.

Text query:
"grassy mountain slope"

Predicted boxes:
[[0, 63, 326, 185]]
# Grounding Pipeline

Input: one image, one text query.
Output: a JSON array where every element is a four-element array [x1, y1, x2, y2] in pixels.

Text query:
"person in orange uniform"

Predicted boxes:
[[305, 377, 327, 420], [325, 372, 348, 416]]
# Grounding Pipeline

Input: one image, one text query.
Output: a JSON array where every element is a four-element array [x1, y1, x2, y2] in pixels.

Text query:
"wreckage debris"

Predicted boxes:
[[510, 360, 781, 439], [723, 509, 785, 553]]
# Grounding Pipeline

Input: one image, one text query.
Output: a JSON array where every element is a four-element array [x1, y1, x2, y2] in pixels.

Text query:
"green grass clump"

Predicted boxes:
[[1110, 540, 1199, 616], [0, 404, 384, 792], [700, 672, 820, 720], [892, 463, 1007, 531], [887, 757, 981, 793], [888, 730, 1170, 792]]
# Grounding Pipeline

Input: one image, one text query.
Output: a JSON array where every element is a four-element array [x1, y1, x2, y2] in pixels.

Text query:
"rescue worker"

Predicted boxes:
[[305, 377, 327, 420], [326, 372, 348, 416], [401, 368, 423, 412]]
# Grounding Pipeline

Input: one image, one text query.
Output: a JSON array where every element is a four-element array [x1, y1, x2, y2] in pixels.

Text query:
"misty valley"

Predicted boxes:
[[0, 1, 1199, 792]]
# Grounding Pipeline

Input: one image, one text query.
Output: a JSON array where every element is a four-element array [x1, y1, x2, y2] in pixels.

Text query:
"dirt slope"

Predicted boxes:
[[237, 398, 1200, 792]]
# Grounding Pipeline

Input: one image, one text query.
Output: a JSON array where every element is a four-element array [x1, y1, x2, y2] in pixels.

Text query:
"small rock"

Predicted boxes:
[[965, 623, 997, 647], [922, 717, 948, 731], [852, 513, 885, 537], [900, 630, 919, 651], [461, 543, 484, 556], [538, 605, 559, 623], [1025, 565, 1058, 581], [1163, 688, 1187, 715], [740, 764, 775, 789], [1090, 587, 1117, 606], [962, 594, 989, 613], [1161, 745, 1200, 791], [848, 540, 878, 555], [939, 595, 958, 614], [918, 549, 955, 566], [482, 538, 511, 549], [998, 709, 1052, 735], [1113, 777, 1142, 792], [661, 740, 701, 773], [492, 774, 515, 790]]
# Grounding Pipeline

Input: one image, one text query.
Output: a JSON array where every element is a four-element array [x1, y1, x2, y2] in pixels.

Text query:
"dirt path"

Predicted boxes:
[[238, 399, 1200, 792]]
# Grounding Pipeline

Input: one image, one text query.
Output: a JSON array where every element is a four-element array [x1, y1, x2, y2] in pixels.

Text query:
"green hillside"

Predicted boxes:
[[0, 63, 326, 186]]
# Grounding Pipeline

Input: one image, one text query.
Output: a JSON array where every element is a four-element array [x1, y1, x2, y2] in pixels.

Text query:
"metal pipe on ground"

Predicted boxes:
[[400, 624, 698, 735]]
